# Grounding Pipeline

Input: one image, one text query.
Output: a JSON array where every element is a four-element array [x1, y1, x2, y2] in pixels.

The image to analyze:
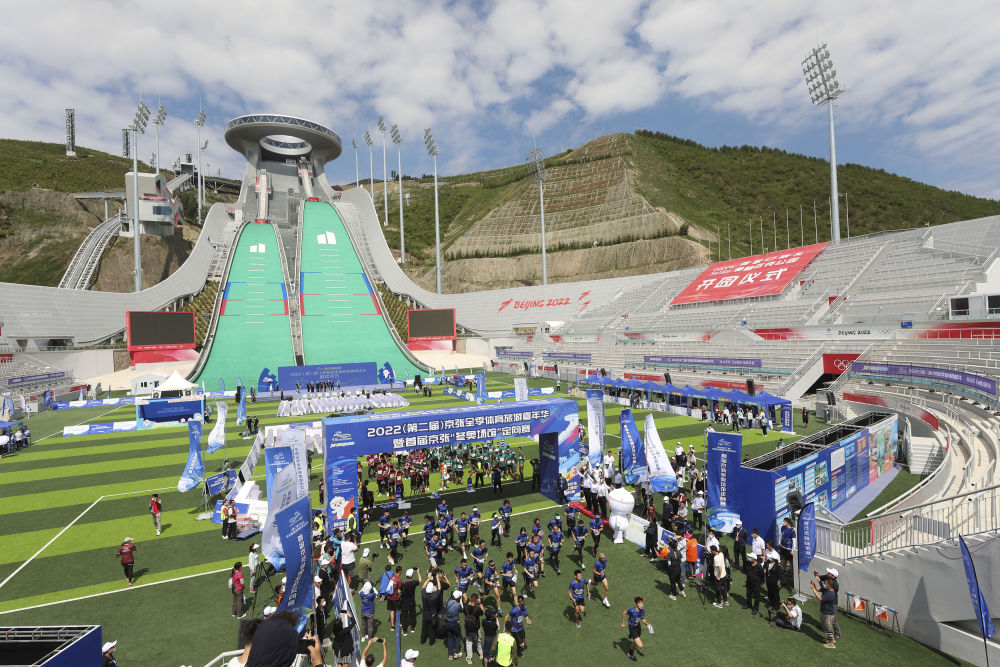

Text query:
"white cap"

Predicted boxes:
[[734, 519, 742, 525], [748, 553, 758, 560], [250, 544, 258, 550], [768, 552, 780, 561], [696, 491, 704, 495], [827, 567, 839, 577], [102, 641, 117, 653], [263, 606, 276, 615], [453, 589, 462, 599], [282, 577, 287, 585], [405, 649, 420, 659], [406, 568, 414, 578], [362, 548, 370, 558], [122, 537, 133, 543], [314, 575, 322, 583]]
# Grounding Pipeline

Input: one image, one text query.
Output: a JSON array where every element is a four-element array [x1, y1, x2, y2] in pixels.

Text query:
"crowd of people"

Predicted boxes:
[[0, 423, 30, 459]]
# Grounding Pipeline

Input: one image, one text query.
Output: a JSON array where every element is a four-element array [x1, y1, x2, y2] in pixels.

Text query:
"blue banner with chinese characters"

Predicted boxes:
[[797, 502, 816, 572], [706, 432, 742, 532], [959, 535, 995, 642], [619, 409, 645, 485], [276, 494, 314, 627], [177, 421, 204, 492]]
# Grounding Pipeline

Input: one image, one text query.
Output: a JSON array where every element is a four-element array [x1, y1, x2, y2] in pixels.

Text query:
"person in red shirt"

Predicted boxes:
[[387, 566, 403, 630], [149, 494, 162, 536], [116, 537, 138, 585], [230, 561, 246, 618]]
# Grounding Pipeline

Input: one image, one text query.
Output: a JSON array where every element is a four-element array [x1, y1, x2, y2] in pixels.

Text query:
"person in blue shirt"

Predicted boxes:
[[500, 552, 518, 601], [521, 552, 539, 597], [399, 510, 412, 547], [526, 535, 546, 576], [779, 516, 796, 575], [359, 580, 378, 642], [436, 499, 449, 520], [426, 533, 442, 568], [423, 515, 435, 544], [491, 513, 503, 548], [547, 527, 564, 575], [499, 499, 513, 536], [621, 597, 651, 661], [455, 512, 470, 559], [568, 569, 591, 628], [445, 508, 457, 550], [436, 515, 450, 550], [514, 527, 529, 564], [565, 504, 579, 532], [378, 510, 392, 548], [483, 559, 502, 607], [387, 521, 402, 565], [455, 558, 475, 593], [469, 507, 481, 542], [472, 540, 489, 574], [547, 514, 562, 533], [591, 553, 611, 607], [572, 522, 588, 562], [589, 515, 604, 556], [530, 518, 543, 537], [506, 596, 530, 657]]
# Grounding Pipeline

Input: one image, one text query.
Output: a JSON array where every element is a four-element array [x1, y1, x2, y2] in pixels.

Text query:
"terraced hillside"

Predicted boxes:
[[368, 131, 1000, 293]]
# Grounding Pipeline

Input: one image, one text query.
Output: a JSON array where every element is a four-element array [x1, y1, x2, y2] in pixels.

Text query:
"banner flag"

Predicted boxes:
[[959, 535, 996, 643], [643, 413, 677, 492], [797, 502, 816, 572], [379, 362, 396, 385], [19, 394, 26, 412], [236, 383, 247, 426], [177, 421, 204, 492], [262, 462, 301, 571], [514, 378, 529, 402], [706, 432, 742, 532], [219, 378, 225, 394], [257, 367, 277, 393], [853, 598, 867, 611], [276, 494, 314, 627], [585, 389, 604, 467], [781, 404, 793, 433], [78, 387, 84, 401], [875, 606, 890, 622], [207, 401, 228, 453], [475, 371, 487, 404], [43, 390, 53, 408], [619, 409, 645, 485], [228, 433, 264, 500]]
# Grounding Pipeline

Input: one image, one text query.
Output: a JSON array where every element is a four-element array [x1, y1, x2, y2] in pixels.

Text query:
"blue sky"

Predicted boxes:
[[1, 1, 997, 199]]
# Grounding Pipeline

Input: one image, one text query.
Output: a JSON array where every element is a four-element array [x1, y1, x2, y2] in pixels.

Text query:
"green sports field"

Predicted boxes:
[[0, 374, 955, 666]]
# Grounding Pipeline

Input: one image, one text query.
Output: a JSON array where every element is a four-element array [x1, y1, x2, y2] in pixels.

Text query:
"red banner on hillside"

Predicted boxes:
[[670, 242, 828, 305]]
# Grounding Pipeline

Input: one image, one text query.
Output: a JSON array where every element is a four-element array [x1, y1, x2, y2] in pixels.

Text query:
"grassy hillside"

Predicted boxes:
[[0, 139, 156, 193], [371, 131, 1000, 280]]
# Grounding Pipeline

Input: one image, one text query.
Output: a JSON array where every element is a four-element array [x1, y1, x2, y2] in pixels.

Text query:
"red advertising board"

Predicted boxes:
[[670, 242, 828, 305], [823, 353, 860, 375]]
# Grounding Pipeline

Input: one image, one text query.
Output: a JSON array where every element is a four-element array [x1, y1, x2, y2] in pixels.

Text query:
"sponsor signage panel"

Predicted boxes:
[[851, 362, 997, 396], [644, 355, 762, 368]]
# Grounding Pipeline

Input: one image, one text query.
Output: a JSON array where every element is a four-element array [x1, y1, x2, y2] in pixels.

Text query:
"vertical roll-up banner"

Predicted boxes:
[[643, 413, 677, 492], [782, 404, 793, 433], [219, 378, 225, 394], [619, 409, 645, 485], [262, 462, 301, 571], [706, 432, 742, 532], [514, 377, 529, 402], [475, 371, 487, 404], [207, 401, 228, 453], [585, 389, 605, 467], [177, 421, 205, 492], [797, 502, 816, 572], [264, 446, 294, 499], [237, 382, 247, 426], [276, 494, 314, 630], [959, 535, 996, 648]]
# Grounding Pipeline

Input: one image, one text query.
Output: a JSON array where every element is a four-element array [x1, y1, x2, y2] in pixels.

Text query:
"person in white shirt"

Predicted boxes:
[[360, 637, 388, 666], [705, 531, 719, 552], [581, 469, 594, 512], [401, 648, 419, 667], [602, 453, 615, 484], [340, 534, 358, 586], [595, 477, 609, 517], [774, 597, 803, 630], [711, 545, 730, 607], [674, 442, 684, 458], [613, 470, 624, 488], [750, 529, 765, 559]]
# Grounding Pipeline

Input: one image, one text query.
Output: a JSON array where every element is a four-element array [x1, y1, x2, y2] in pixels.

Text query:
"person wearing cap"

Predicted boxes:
[[814, 567, 841, 642], [490, 513, 503, 548], [744, 552, 764, 614], [357, 547, 374, 585], [359, 580, 378, 641], [444, 588, 465, 659], [691, 491, 706, 531], [764, 551, 785, 609], [730, 520, 749, 573], [102, 640, 118, 667], [401, 647, 419, 667], [420, 579, 442, 646], [810, 576, 839, 648], [115, 537, 137, 586], [621, 597, 651, 662], [547, 523, 564, 575]]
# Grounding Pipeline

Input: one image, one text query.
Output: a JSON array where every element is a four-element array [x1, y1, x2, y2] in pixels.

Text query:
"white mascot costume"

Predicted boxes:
[[607, 487, 635, 544]]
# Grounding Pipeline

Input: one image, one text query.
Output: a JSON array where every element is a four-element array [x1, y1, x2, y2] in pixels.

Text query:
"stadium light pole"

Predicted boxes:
[[152, 104, 166, 176], [773, 211, 777, 250], [377, 116, 389, 227], [800, 204, 804, 246], [363, 130, 374, 198], [785, 209, 790, 250], [200, 139, 209, 209], [760, 216, 765, 252], [803, 43, 845, 244], [194, 106, 206, 225], [813, 200, 818, 242], [527, 146, 548, 285], [391, 124, 404, 263], [727, 223, 731, 260], [424, 128, 442, 294], [749, 218, 753, 255], [129, 99, 151, 292], [352, 138, 359, 188]]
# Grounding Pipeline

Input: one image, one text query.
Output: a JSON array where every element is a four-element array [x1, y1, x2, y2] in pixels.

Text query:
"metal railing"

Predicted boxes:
[[817, 483, 1000, 561], [775, 343, 825, 396], [58, 212, 123, 289], [821, 241, 892, 323]]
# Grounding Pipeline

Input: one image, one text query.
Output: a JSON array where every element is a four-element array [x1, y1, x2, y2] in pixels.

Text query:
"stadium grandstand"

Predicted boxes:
[[0, 110, 997, 667]]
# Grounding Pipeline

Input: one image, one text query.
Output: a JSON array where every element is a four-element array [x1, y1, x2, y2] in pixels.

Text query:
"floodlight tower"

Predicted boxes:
[[352, 138, 359, 187], [194, 106, 206, 225], [200, 139, 209, 209], [129, 99, 151, 292], [526, 146, 548, 285], [377, 116, 389, 227], [363, 130, 374, 197], [802, 43, 845, 244], [424, 128, 442, 294], [390, 124, 405, 263], [152, 104, 167, 176]]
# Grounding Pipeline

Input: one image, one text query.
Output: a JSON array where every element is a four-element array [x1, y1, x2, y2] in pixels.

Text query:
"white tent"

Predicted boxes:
[[152, 370, 198, 398]]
